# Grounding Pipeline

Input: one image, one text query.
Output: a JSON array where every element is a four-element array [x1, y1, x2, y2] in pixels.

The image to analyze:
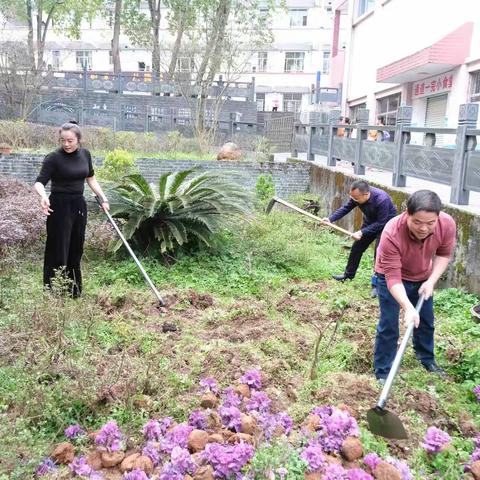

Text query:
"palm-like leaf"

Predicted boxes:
[[110, 169, 252, 254]]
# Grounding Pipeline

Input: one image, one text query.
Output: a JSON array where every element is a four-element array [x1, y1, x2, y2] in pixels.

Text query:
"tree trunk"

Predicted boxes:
[[148, 0, 161, 77], [35, 1, 44, 70], [112, 0, 123, 74], [25, 0, 36, 71], [168, 9, 187, 78]]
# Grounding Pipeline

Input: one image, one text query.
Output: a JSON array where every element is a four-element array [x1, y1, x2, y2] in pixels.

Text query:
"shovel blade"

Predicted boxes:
[[367, 406, 408, 440]]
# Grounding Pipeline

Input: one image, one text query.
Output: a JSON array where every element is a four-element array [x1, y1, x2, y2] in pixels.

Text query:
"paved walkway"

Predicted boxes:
[[274, 152, 480, 216]]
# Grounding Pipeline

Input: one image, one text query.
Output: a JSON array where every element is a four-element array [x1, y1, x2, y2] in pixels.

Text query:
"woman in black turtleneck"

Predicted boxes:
[[34, 122, 109, 297]]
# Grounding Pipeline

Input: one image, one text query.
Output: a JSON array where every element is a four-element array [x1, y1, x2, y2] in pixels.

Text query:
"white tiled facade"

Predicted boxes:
[[0, 0, 340, 113]]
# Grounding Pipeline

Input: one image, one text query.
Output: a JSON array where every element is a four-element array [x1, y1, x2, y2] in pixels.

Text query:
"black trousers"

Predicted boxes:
[[344, 233, 380, 279], [43, 193, 87, 297]]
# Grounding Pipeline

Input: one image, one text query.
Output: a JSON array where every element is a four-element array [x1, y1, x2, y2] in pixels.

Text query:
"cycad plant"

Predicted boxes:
[[110, 168, 251, 253]]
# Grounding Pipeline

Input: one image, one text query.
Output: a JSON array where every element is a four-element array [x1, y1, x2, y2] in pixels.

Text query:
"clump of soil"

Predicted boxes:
[[186, 290, 214, 309]]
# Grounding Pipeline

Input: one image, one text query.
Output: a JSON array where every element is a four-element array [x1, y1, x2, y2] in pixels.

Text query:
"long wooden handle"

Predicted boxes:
[[266, 196, 355, 238]]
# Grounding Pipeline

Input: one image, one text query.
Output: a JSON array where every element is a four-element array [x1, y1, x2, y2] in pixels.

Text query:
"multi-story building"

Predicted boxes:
[[0, 1, 339, 114], [329, 0, 480, 131]]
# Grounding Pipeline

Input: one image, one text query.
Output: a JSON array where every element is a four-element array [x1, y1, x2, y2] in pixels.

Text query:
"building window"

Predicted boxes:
[[289, 9, 308, 27], [51, 51, 60, 70], [322, 51, 330, 74], [177, 57, 194, 72], [124, 105, 137, 119], [357, 0, 375, 16], [284, 52, 305, 72], [257, 52, 268, 72], [349, 103, 366, 123], [76, 50, 92, 70], [470, 70, 480, 102], [256, 93, 265, 111], [283, 93, 302, 113], [377, 92, 400, 125]]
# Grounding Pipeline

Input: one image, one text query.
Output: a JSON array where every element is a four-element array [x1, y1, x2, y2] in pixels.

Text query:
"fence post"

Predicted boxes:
[[450, 103, 479, 205], [353, 108, 369, 174], [392, 106, 412, 186], [307, 124, 317, 161], [291, 123, 300, 158], [327, 109, 341, 166]]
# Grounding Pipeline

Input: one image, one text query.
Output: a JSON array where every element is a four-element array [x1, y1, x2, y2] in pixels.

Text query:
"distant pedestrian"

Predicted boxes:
[[34, 122, 109, 297], [373, 190, 456, 383], [323, 180, 397, 297]]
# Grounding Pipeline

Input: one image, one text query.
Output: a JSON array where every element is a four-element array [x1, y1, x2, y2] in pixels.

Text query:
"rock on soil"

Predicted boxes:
[[51, 442, 75, 464], [188, 429, 209, 453], [217, 142, 241, 161], [373, 461, 402, 480], [471, 461, 480, 480], [101, 451, 125, 468], [341, 437, 363, 461]]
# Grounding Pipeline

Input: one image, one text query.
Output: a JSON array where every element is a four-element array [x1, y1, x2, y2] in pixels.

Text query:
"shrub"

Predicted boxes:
[[111, 169, 252, 254], [0, 175, 44, 255], [255, 174, 275, 202], [96, 149, 138, 183]]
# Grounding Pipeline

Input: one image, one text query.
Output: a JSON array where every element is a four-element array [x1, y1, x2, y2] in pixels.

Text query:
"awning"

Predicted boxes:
[[376, 22, 473, 83]]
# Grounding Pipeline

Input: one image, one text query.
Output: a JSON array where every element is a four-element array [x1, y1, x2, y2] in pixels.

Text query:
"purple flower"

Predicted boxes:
[[471, 448, 480, 462], [219, 405, 242, 432], [300, 443, 325, 472], [221, 387, 242, 408], [277, 467, 288, 479], [160, 424, 193, 454], [35, 458, 57, 477], [347, 469, 374, 480], [170, 446, 197, 474], [123, 469, 149, 480], [473, 385, 480, 402], [142, 420, 163, 442], [202, 442, 255, 478], [69, 456, 92, 476], [474, 436, 480, 448], [95, 420, 123, 452], [421, 427, 451, 454], [200, 377, 219, 394], [363, 453, 380, 471], [309, 406, 359, 453], [65, 424, 85, 439], [142, 442, 161, 467], [159, 463, 184, 480], [188, 409, 208, 430], [388, 458, 413, 480], [239, 369, 262, 390], [246, 391, 271, 413], [275, 412, 293, 436], [323, 464, 348, 479]]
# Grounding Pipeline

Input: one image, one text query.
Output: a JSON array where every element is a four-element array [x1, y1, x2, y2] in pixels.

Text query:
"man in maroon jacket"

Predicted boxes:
[[373, 190, 456, 383]]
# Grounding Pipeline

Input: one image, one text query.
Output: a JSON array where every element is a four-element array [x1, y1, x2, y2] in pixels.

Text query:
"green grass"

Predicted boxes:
[[0, 208, 479, 479]]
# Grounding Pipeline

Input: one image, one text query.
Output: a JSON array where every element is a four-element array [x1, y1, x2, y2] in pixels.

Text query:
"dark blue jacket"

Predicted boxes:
[[329, 186, 397, 236]]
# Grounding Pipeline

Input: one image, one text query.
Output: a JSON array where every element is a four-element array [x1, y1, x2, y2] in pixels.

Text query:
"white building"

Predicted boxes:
[[329, 0, 480, 132], [0, 1, 339, 114]]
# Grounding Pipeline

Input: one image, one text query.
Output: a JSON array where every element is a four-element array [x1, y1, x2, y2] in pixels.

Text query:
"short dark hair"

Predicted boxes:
[[350, 180, 370, 194], [59, 122, 82, 141], [407, 190, 442, 215], [377, 116, 385, 124], [344, 117, 351, 124]]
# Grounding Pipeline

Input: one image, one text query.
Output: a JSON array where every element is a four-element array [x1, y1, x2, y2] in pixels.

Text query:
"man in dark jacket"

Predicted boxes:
[[323, 180, 397, 297]]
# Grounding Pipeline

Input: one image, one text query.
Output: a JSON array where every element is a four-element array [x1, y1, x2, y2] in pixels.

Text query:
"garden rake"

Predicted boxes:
[[95, 196, 166, 308], [367, 295, 425, 439]]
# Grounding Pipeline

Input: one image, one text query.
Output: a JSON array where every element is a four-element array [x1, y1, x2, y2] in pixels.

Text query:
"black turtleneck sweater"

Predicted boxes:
[[36, 147, 94, 194]]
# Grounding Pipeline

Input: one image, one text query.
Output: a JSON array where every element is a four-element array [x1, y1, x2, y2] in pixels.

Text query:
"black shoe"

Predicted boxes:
[[371, 287, 378, 298], [423, 363, 447, 378], [332, 274, 353, 282]]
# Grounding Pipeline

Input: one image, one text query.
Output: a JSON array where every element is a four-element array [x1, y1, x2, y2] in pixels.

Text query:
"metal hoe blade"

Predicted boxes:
[[367, 406, 407, 440], [367, 296, 425, 439]]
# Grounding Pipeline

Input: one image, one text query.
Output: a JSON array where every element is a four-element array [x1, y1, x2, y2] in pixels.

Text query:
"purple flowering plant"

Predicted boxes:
[[347, 468, 374, 480], [323, 463, 348, 479], [200, 377, 219, 395], [35, 458, 57, 477], [221, 387, 242, 408], [160, 424, 193, 454], [363, 452, 380, 471], [421, 427, 451, 454], [188, 409, 208, 430], [246, 391, 271, 413], [142, 419, 163, 442], [64, 424, 85, 440], [300, 442, 325, 472], [142, 442, 161, 467], [95, 420, 123, 452], [202, 442, 255, 479], [473, 385, 480, 402], [219, 405, 242, 432], [239, 369, 262, 390], [388, 458, 413, 480], [123, 469, 150, 480], [69, 456, 92, 476]]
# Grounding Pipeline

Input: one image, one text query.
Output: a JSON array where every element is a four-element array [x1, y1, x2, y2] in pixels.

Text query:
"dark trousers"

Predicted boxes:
[[43, 193, 87, 297], [344, 233, 380, 280], [374, 274, 435, 379]]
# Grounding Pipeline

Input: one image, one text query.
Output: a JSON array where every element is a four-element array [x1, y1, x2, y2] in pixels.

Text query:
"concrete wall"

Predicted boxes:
[[309, 163, 480, 296], [0, 154, 311, 199]]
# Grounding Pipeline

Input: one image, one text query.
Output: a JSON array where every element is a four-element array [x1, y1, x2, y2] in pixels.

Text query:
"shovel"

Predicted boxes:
[[95, 196, 165, 307], [367, 295, 425, 439]]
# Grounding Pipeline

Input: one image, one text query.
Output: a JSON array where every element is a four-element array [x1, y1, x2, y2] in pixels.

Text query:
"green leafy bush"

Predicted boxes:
[[111, 169, 252, 253], [255, 174, 276, 202], [96, 149, 138, 183]]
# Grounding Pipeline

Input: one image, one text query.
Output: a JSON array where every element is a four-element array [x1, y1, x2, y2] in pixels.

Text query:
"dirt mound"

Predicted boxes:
[[186, 290, 214, 309]]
